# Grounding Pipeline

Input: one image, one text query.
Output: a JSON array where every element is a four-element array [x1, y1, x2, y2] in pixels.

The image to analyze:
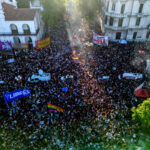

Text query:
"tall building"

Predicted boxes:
[[0, 0, 44, 48], [100, 0, 150, 41]]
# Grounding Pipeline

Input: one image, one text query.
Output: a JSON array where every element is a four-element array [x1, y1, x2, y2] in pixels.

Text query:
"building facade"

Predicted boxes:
[[100, 0, 150, 41], [0, 0, 44, 48]]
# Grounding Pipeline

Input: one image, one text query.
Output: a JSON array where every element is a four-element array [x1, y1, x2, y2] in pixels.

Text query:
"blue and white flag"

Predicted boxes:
[[3, 89, 31, 103]]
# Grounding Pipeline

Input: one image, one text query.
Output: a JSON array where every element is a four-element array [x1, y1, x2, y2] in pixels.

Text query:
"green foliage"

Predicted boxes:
[[76, 0, 101, 22], [16, 0, 30, 8], [40, 0, 67, 27], [132, 98, 150, 127]]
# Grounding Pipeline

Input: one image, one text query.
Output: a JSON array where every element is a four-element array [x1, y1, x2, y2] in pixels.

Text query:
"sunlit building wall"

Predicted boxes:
[[0, 0, 44, 47], [100, 0, 150, 41]]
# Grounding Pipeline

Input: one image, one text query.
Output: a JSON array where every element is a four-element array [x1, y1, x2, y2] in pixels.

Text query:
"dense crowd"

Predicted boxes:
[[0, 20, 147, 149]]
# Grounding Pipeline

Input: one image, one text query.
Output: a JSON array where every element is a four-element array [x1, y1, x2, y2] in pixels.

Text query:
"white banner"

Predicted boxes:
[[8, 58, 15, 63], [93, 32, 108, 46]]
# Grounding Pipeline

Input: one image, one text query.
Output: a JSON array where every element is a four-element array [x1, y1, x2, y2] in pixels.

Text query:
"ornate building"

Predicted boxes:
[[100, 0, 150, 41]]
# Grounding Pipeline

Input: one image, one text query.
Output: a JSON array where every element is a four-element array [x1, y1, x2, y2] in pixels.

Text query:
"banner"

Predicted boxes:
[[3, 89, 31, 103], [7, 58, 15, 63], [0, 41, 12, 51], [36, 37, 50, 50], [93, 32, 108, 46], [139, 50, 145, 54]]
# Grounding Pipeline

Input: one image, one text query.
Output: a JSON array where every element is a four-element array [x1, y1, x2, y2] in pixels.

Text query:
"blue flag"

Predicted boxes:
[[3, 89, 31, 103], [62, 87, 68, 92]]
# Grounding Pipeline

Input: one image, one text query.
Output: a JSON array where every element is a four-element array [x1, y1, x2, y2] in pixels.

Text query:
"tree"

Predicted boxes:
[[40, 0, 67, 28], [76, 0, 101, 22], [132, 98, 150, 128], [16, 0, 30, 8]]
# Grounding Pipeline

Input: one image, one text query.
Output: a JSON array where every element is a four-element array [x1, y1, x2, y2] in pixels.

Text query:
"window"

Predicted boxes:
[[112, 3, 115, 11], [139, 4, 144, 13], [105, 16, 107, 24], [118, 18, 123, 27], [121, 4, 125, 14], [146, 32, 150, 39], [22, 24, 31, 34], [10, 24, 18, 35], [133, 32, 137, 40], [136, 17, 141, 26], [25, 37, 32, 44], [13, 37, 21, 44], [116, 32, 121, 40], [109, 17, 114, 26]]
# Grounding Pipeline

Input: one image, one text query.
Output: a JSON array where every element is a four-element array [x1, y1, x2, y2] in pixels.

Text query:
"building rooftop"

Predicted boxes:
[[2, 2, 38, 21]]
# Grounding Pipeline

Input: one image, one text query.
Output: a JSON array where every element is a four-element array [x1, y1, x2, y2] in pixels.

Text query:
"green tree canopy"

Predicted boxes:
[[40, 0, 67, 27], [76, 0, 101, 22], [16, 0, 30, 8], [132, 98, 150, 128]]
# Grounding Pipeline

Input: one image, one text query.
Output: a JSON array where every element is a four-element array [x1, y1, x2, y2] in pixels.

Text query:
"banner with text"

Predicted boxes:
[[93, 32, 108, 46], [0, 41, 12, 51], [3, 89, 31, 103], [36, 37, 51, 50]]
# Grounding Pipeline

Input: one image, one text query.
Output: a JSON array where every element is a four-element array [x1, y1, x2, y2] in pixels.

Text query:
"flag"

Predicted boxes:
[[47, 104, 63, 112], [135, 89, 149, 98], [15, 75, 22, 82], [62, 87, 68, 92], [72, 56, 79, 60]]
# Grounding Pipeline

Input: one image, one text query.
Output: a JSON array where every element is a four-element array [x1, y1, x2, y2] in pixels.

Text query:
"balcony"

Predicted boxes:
[[102, 7, 128, 18], [104, 24, 128, 30], [128, 12, 150, 17]]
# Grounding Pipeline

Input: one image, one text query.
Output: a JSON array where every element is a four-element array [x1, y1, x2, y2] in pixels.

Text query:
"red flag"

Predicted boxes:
[[135, 89, 149, 98]]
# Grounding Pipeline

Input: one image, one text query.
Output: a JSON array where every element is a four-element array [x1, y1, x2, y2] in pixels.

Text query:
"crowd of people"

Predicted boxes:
[[0, 19, 147, 149]]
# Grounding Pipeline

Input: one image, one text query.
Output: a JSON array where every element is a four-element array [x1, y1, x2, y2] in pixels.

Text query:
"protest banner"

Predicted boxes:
[[3, 89, 31, 103], [7, 58, 15, 63], [0, 41, 12, 51], [139, 50, 145, 54], [93, 32, 108, 46], [36, 37, 51, 50]]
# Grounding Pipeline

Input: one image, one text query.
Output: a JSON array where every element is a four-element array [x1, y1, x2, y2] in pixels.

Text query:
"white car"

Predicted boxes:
[[28, 73, 51, 82]]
